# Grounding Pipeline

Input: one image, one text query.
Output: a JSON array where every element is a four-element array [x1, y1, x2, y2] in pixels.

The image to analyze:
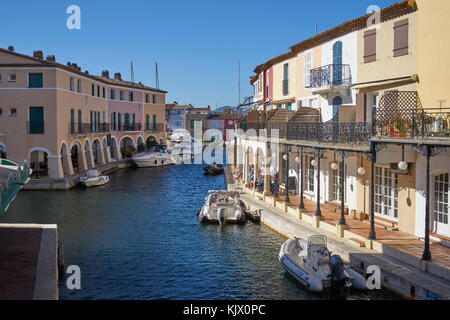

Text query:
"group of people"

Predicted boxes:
[[245, 166, 281, 196], [247, 165, 264, 192]]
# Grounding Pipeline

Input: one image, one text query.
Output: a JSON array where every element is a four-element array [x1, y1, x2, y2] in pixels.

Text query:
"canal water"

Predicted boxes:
[[0, 163, 398, 300]]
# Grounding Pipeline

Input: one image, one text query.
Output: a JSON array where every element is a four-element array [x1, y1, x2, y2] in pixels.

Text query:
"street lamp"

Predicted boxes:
[[358, 154, 366, 175], [398, 145, 408, 171], [331, 151, 338, 170]]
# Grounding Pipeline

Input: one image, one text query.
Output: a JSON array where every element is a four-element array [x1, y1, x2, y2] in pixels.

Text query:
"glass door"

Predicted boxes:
[[433, 173, 449, 237], [374, 166, 398, 220]]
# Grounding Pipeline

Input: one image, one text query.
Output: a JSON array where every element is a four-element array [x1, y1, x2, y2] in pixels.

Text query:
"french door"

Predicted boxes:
[[433, 173, 449, 236], [374, 166, 398, 221]]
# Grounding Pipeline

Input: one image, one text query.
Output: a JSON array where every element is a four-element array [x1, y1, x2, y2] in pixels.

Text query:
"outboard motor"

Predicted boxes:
[[218, 208, 226, 226], [329, 255, 348, 298]]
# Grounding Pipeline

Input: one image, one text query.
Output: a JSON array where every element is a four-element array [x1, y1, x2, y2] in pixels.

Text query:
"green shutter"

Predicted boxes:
[[153, 115, 157, 130], [29, 107, 44, 134], [70, 109, 75, 133], [29, 73, 43, 88]]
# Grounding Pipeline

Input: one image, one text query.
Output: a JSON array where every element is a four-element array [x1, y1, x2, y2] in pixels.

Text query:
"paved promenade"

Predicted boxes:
[[0, 224, 58, 300], [224, 166, 450, 300]]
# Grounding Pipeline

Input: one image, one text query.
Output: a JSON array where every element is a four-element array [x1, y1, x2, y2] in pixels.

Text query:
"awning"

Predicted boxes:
[[271, 98, 296, 105], [351, 74, 418, 90]]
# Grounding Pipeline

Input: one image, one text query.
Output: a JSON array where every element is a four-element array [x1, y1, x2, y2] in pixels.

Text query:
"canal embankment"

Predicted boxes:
[[224, 165, 450, 300], [23, 160, 134, 191], [0, 224, 59, 300]]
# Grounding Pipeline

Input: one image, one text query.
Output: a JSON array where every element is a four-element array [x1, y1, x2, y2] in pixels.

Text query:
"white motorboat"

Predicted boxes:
[[79, 169, 109, 188], [278, 235, 368, 295], [132, 145, 175, 168], [198, 190, 246, 225]]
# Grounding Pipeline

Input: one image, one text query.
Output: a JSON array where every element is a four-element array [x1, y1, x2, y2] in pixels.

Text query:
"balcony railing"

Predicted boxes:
[[118, 123, 142, 132], [69, 123, 110, 135], [287, 121, 372, 144], [307, 64, 352, 89], [145, 123, 165, 132], [374, 107, 450, 139]]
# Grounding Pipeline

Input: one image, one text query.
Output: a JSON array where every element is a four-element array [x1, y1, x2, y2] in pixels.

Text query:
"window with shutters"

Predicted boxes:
[[304, 50, 313, 87], [364, 29, 377, 63], [70, 77, 74, 91], [29, 73, 43, 88], [393, 19, 409, 57]]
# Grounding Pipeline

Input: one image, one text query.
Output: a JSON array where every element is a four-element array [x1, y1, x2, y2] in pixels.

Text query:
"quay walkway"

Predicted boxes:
[[224, 166, 450, 300], [0, 224, 59, 300]]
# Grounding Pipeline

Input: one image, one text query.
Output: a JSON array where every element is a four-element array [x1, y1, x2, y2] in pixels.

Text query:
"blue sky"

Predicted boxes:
[[1, 0, 399, 108]]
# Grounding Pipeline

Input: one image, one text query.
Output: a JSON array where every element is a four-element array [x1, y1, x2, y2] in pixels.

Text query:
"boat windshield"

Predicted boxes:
[[308, 235, 327, 247]]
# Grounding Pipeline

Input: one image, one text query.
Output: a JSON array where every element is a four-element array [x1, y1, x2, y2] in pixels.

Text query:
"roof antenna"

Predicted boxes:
[[130, 61, 135, 83], [315, 24, 318, 35], [155, 62, 160, 89]]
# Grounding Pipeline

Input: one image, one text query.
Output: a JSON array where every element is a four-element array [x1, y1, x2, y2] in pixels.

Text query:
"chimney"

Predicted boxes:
[[67, 61, 72, 67], [7, 46, 14, 52], [33, 50, 43, 60], [85, 71, 89, 75], [46, 55, 55, 62], [101, 70, 110, 78], [72, 63, 78, 69], [114, 72, 122, 80]]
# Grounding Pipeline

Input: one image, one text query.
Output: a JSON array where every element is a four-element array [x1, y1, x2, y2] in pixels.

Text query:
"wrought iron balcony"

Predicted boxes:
[[286, 121, 372, 145], [119, 123, 142, 132], [267, 123, 288, 139], [372, 91, 450, 139], [145, 123, 165, 132], [306, 64, 352, 89], [236, 122, 267, 136], [69, 123, 110, 135], [374, 107, 450, 139]]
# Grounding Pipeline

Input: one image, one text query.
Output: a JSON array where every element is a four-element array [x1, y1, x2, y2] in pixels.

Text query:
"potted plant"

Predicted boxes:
[[389, 114, 409, 137]]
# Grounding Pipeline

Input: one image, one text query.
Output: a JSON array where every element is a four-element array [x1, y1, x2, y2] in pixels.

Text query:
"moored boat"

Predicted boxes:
[[203, 163, 224, 175], [79, 169, 109, 188], [278, 235, 368, 295], [198, 190, 246, 225], [132, 144, 175, 168]]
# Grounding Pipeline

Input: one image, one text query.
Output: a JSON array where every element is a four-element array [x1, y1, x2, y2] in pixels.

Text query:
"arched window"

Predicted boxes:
[[70, 108, 75, 133]]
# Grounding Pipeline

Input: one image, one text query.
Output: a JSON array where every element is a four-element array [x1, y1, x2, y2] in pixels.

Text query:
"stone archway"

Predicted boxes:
[[71, 143, 80, 173], [29, 148, 49, 178], [92, 139, 102, 165], [120, 137, 135, 159], [110, 137, 120, 161], [137, 136, 145, 153], [146, 135, 157, 150], [60, 142, 74, 176]]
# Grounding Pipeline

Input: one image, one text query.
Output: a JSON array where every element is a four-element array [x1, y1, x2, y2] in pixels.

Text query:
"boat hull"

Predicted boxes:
[[132, 152, 175, 168], [79, 176, 109, 188], [278, 239, 325, 293]]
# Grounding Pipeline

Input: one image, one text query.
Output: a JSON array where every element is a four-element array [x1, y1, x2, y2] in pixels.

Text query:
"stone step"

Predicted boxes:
[[348, 238, 366, 248]]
